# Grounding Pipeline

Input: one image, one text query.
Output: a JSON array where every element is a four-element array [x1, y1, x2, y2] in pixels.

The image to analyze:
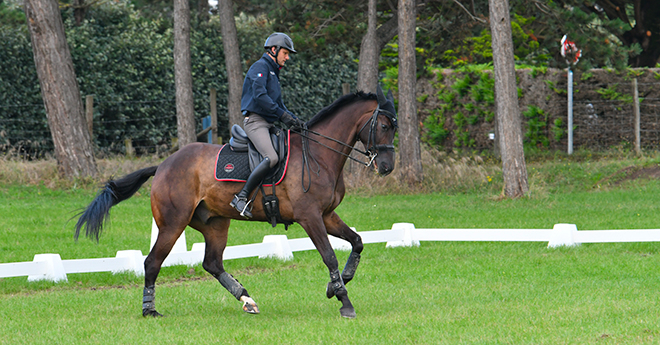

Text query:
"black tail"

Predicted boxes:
[[74, 166, 159, 241]]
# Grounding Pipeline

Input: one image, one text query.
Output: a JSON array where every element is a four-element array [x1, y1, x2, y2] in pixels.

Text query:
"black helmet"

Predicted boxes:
[[264, 32, 297, 54]]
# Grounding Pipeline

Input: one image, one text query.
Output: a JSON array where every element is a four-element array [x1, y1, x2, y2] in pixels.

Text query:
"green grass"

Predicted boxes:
[[4, 156, 660, 343], [2, 244, 660, 343]]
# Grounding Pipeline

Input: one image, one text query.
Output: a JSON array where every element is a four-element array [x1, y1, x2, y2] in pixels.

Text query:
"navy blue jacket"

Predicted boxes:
[[241, 53, 290, 123]]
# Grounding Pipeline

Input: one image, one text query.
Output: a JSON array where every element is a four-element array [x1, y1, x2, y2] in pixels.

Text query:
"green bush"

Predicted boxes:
[[522, 105, 549, 147]]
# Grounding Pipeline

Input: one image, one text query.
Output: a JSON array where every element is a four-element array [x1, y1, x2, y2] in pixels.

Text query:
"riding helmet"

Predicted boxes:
[[264, 32, 297, 54]]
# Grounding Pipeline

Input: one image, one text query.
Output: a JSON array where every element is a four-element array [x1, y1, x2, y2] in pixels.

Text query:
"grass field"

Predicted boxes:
[[3, 153, 660, 343]]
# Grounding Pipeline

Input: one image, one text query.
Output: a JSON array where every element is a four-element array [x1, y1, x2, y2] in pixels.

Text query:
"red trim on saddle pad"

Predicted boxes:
[[213, 130, 290, 187]]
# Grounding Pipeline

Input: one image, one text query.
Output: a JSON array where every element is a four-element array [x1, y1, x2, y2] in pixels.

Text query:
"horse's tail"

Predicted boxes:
[[74, 165, 159, 241]]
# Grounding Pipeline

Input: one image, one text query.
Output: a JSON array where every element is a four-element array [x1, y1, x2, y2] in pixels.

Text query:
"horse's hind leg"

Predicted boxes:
[[142, 219, 187, 317], [191, 216, 259, 314], [324, 211, 363, 286]]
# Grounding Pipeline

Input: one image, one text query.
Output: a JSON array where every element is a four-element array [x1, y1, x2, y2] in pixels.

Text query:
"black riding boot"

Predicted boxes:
[[230, 157, 271, 218]]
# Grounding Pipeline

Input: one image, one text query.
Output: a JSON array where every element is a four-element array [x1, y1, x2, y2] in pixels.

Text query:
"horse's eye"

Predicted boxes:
[[381, 124, 389, 130]]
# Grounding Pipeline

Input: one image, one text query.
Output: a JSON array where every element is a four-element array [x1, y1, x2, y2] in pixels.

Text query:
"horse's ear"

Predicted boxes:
[[377, 85, 387, 106], [386, 89, 394, 103]]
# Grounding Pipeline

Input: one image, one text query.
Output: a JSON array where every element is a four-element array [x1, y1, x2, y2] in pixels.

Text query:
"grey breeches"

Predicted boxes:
[[243, 114, 278, 168]]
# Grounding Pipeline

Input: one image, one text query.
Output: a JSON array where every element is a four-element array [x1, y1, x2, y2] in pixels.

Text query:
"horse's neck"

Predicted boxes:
[[309, 100, 374, 169]]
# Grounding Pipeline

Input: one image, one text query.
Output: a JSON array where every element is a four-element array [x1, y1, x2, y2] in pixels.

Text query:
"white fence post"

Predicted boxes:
[[150, 217, 187, 253], [386, 223, 420, 248], [260, 235, 293, 260], [114, 250, 145, 275], [547, 223, 578, 248], [27, 254, 68, 282]]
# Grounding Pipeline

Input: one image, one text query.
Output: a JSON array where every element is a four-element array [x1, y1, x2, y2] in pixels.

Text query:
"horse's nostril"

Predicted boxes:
[[379, 163, 392, 175]]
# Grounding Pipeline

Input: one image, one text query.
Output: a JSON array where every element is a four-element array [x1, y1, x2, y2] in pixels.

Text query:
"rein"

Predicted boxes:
[[292, 106, 397, 192]]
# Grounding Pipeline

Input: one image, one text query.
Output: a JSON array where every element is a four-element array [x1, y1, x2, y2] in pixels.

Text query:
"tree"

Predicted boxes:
[[356, 0, 399, 93], [217, 0, 243, 128], [590, 0, 660, 67], [489, 0, 528, 197], [173, 0, 196, 147], [24, 0, 97, 178], [397, 0, 422, 183], [356, 0, 378, 93]]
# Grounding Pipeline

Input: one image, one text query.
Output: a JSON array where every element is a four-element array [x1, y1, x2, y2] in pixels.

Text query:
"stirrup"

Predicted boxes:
[[230, 195, 253, 218]]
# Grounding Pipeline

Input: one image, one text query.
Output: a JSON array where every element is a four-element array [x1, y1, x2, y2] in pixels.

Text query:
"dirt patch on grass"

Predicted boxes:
[[600, 165, 660, 185]]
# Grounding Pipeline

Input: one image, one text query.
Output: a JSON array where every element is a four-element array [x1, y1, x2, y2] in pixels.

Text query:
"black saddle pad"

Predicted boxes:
[[214, 143, 289, 186]]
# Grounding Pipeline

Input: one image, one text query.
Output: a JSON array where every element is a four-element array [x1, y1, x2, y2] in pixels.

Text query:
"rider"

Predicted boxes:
[[230, 32, 305, 219]]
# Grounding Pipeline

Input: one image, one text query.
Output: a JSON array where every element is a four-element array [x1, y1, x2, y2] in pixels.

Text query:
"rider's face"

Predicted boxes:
[[274, 48, 290, 67]]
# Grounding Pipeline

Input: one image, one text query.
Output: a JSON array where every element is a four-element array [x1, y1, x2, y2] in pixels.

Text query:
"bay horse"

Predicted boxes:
[[75, 87, 397, 319]]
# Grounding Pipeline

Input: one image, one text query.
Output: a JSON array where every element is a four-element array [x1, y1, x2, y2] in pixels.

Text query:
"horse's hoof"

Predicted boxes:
[[340, 307, 356, 319], [142, 309, 164, 317], [326, 281, 335, 299], [242, 301, 260, 314], [240, 296, 260, 314]]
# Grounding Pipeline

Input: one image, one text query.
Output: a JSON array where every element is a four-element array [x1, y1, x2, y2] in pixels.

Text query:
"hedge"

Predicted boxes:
[[0, 1, 358, 157]]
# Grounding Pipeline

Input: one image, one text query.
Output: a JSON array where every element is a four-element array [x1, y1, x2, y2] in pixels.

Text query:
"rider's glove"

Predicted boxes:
[[280, 112, 305, 129]]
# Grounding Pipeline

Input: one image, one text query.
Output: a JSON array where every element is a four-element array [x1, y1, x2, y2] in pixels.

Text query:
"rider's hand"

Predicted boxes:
[[280, 112, 305, 129]]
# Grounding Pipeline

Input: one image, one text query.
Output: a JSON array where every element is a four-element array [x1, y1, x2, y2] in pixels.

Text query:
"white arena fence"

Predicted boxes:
[[3, 221, 660, 283]]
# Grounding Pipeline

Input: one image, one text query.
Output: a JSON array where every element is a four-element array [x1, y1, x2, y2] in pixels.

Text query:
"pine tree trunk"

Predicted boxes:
[[356, 0, 379, 93], [217, 0, 243, 127], [397, 0, 422, 183], [24, 0, 97, 178], [173, 0, 196, 148], [489, 0, 528, 197]]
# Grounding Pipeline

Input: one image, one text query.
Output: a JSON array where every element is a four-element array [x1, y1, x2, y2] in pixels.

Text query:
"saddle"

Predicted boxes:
[[215, 125, 292, 229], [229, 124, 288, 173]]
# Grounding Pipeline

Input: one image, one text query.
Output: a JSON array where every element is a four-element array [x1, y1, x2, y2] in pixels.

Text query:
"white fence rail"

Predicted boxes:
[[3, 222, 660, 282]]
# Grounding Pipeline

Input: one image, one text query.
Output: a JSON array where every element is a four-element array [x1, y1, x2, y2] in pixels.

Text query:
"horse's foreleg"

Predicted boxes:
[[302, 216, 356, 319], [324, 211, 363, 285], [194, 217, 259, 314]]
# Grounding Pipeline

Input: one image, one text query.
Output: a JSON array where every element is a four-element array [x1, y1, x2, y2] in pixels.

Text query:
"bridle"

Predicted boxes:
[[356, 106, 398, 165], [292, 104, 398, 192]]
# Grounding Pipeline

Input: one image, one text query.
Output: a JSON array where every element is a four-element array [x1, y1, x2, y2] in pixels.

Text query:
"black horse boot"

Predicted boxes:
[[230, 157, 271, 218]]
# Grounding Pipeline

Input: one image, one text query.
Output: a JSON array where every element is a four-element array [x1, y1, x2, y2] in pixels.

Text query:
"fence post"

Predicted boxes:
[[567, 69, 573, 155], [27, 254, 67, 282], [633, 78, 641, 155], [260, 235, 293, 260], [210, 88, 218, 144], [386, 223, 420, 248], [124, 138, 134, 157], [342, 83, 351, 95], [114, 250, 145, 276], [86, 95, 93, 138], [547, 223, 578, 248]]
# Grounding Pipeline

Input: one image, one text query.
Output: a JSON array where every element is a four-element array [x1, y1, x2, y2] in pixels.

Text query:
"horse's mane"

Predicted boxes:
[[306, 91, 377, 128]]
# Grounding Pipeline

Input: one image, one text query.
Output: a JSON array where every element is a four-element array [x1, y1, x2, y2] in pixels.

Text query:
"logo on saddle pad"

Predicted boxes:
[[223, 163, 235, 173]]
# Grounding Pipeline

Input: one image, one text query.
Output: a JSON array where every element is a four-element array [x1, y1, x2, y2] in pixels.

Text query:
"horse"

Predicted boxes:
[[74, 86, 398, 319]]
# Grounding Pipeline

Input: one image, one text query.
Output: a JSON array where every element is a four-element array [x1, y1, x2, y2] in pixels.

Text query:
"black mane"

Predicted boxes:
[[306, 91, 377, 128]]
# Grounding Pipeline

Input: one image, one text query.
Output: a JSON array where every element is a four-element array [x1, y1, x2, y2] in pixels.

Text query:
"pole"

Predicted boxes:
[[633, 78, 641, 155], [342, 83, 351, 95], [85, 95, 93, 138], [567, 69, 573, 155], [210, 88, 218, 144]]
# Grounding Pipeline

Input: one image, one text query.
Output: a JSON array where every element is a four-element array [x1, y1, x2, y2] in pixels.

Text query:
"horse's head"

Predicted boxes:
[[358, 86, 398, 176]]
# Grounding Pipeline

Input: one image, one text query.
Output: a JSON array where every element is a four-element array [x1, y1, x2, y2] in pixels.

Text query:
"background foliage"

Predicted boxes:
[[0, 0, 357, 157], [1, 0, 658, 157]]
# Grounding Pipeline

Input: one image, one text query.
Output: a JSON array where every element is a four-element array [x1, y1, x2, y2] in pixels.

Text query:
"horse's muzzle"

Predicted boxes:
[[377, 161, 393, 176]]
